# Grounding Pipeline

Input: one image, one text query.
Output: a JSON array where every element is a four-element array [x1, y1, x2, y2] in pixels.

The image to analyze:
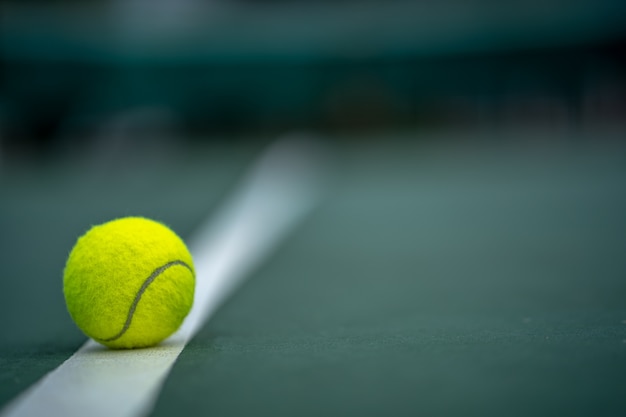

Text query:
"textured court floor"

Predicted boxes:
[[1, 130, 625, 417]]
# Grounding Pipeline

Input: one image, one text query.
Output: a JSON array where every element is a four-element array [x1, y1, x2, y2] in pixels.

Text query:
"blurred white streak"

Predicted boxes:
[[112, 0, 210, 34]]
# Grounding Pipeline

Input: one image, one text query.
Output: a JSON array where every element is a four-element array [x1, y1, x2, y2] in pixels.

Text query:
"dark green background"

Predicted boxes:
[[2, 132, 626, 416], [2, 0, 626, 414], [153, 134, 626, 417]]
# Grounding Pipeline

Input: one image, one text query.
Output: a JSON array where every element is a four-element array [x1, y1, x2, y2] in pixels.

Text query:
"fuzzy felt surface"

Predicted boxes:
[[63, 217, 195, 349]]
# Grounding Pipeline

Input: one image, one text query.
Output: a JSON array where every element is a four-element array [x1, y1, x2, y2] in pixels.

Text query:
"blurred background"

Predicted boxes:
[[1, 0, 625, 162], [1, 2, 626, 412]]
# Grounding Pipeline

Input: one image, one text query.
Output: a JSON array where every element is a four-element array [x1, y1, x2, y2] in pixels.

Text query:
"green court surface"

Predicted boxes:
[[1, 131, 626, 416]]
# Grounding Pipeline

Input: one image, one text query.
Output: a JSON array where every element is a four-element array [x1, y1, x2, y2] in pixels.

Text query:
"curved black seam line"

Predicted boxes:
[[99, 260, 193, 342]]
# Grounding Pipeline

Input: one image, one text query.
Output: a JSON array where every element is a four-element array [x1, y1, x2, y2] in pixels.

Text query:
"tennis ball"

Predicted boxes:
[[63, 217, 195, 349]]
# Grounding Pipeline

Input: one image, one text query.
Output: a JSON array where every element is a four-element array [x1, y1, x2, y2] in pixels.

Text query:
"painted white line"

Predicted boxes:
[[1, 134, 328, 417]]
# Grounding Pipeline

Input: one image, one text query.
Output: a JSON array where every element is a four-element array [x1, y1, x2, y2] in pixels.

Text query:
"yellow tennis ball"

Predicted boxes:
[[63, 217, 195, 349]]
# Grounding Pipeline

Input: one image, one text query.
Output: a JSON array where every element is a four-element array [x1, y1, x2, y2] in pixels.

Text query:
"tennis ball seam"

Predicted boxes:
[[97, 259, 193, 343]]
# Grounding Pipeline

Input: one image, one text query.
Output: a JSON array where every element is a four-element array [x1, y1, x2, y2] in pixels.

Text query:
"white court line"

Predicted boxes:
[[1, 134, 328, 417]]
